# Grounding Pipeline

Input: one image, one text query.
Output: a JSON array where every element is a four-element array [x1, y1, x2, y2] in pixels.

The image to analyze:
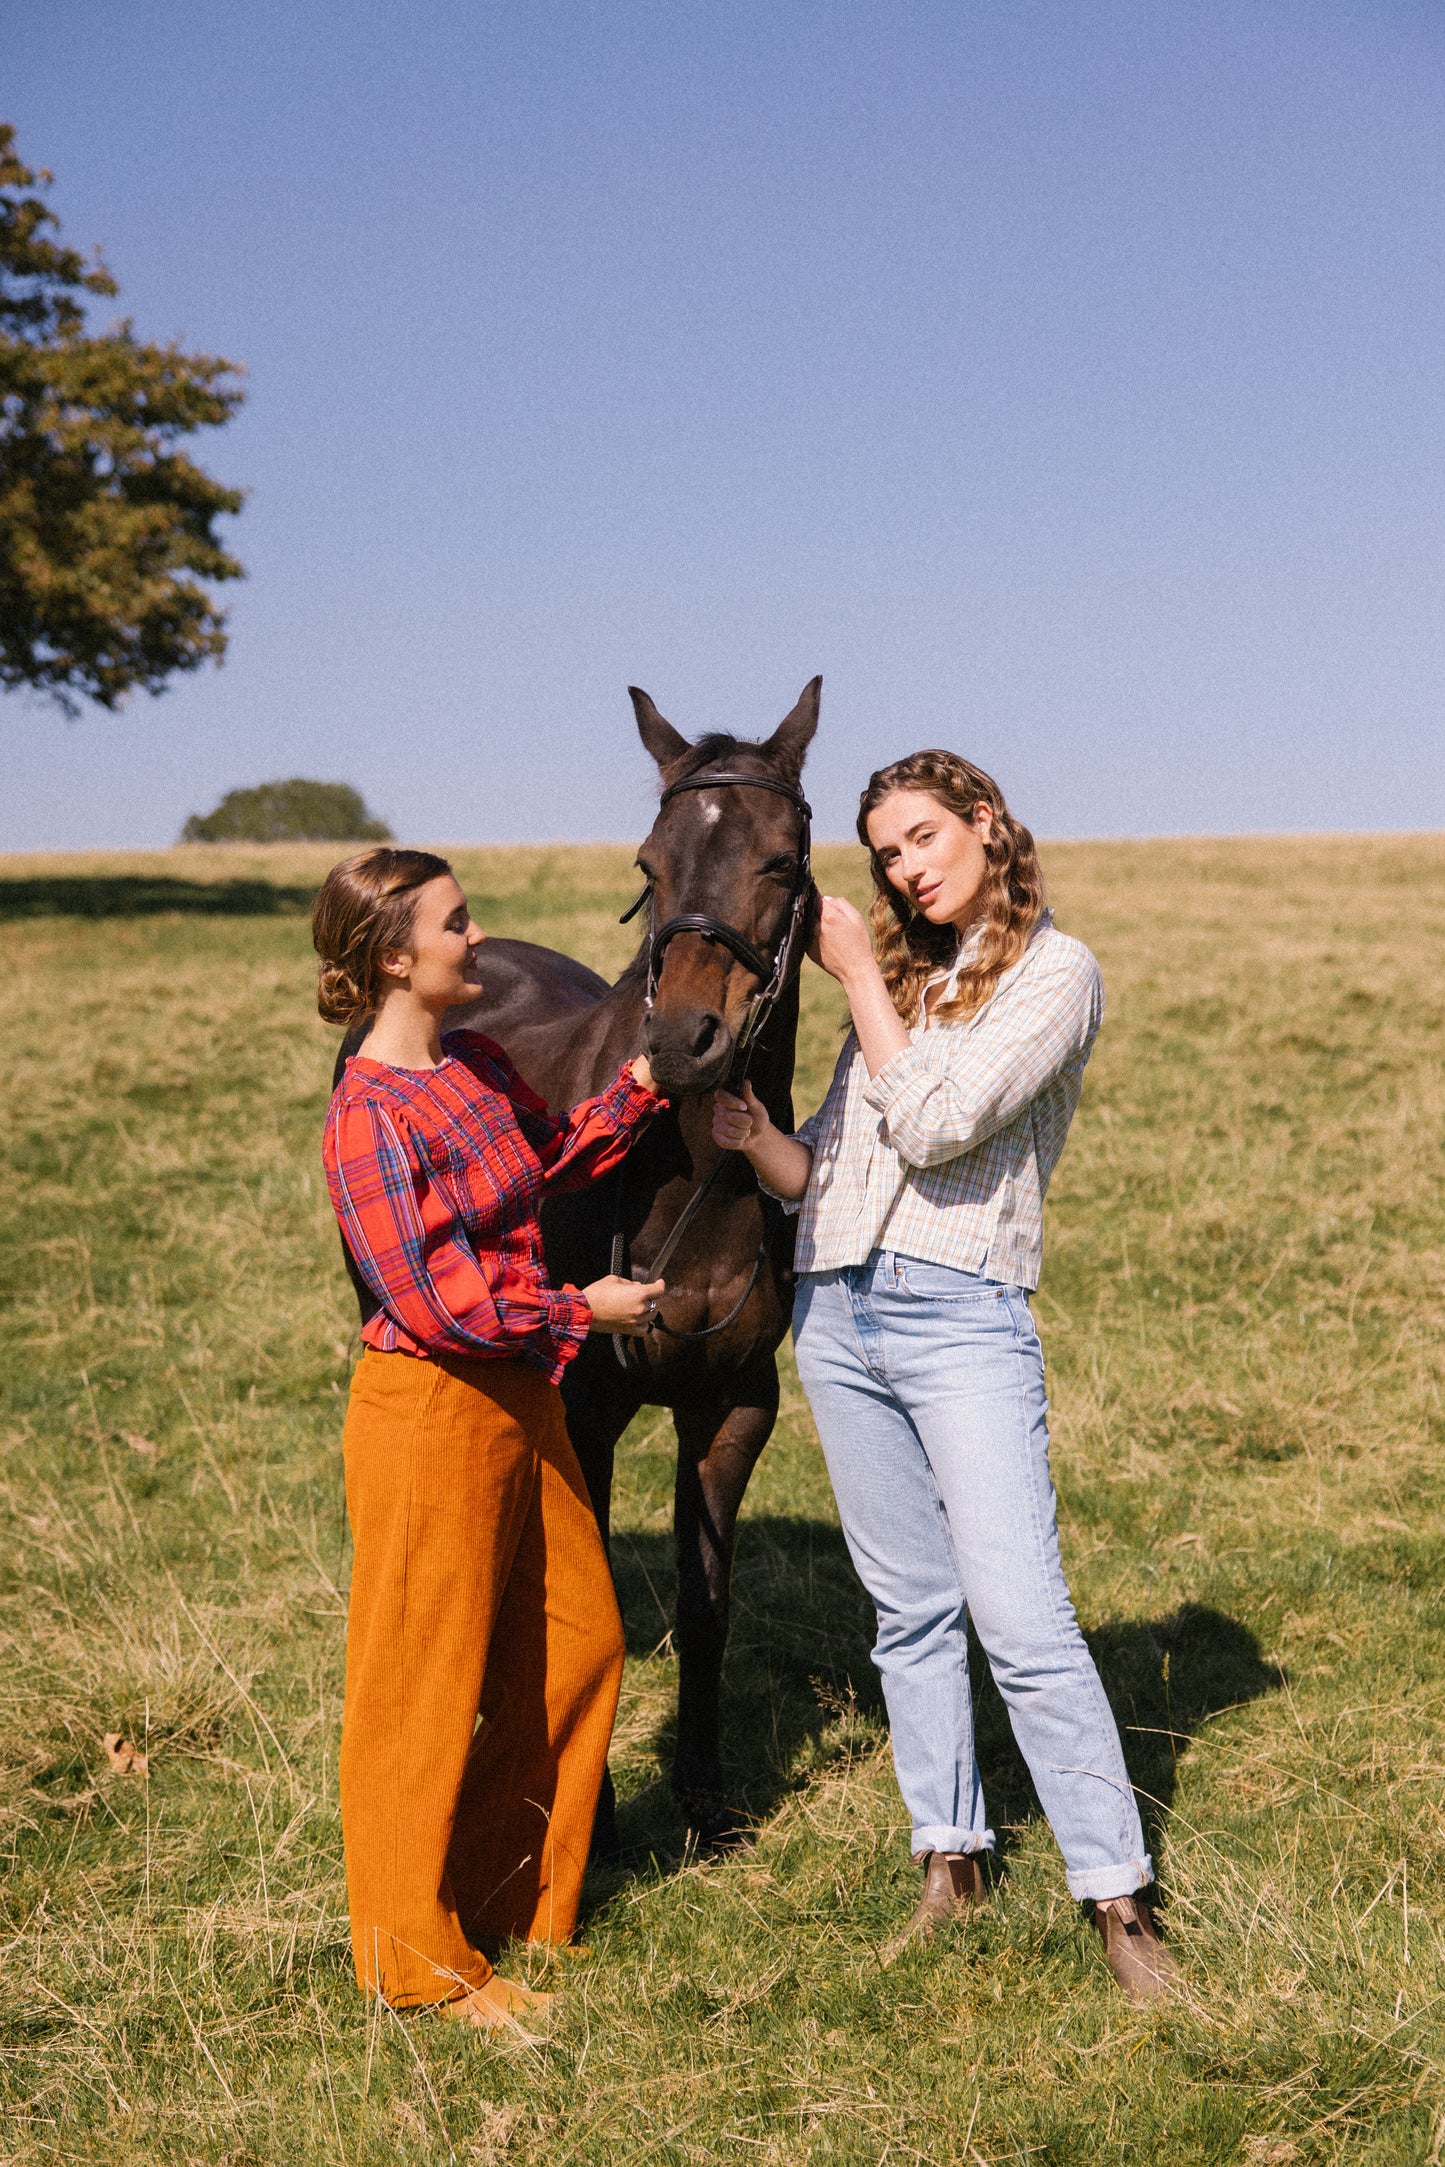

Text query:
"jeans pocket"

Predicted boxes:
[[895, 1257, 1006, 1303]]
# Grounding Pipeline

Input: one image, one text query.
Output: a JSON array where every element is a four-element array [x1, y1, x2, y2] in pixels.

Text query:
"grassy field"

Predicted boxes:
[[1, 832, 1444, 2165]]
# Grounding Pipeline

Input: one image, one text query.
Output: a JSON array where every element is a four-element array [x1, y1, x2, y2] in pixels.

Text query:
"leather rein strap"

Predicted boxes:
[[611, 766, 813, 1359]]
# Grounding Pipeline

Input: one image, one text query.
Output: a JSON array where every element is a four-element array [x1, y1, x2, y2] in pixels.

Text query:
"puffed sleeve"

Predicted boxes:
[[860, 942, 1103, 1169], [449, 1032, 665, 1192], [325, 1093, 592, 1369]]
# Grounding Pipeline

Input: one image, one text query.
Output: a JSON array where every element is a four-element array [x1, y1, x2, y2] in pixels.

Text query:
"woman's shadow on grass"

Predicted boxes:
[[599, 1515, 1283, 1879]]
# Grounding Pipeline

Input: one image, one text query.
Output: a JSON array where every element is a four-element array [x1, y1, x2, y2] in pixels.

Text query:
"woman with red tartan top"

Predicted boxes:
[[313, 847, 665, 2038]]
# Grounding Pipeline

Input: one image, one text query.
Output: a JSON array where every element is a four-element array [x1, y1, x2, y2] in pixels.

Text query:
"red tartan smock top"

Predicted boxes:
[[322, 1030, 663, 1383]]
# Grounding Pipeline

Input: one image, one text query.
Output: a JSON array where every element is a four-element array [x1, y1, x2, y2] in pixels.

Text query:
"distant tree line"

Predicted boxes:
[[183, 780, 392, 844]]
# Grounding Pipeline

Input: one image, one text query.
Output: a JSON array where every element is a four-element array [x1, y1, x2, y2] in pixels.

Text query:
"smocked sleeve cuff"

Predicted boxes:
[[602, 1063, 668, 1131], [548, 1285, 593, 1373]]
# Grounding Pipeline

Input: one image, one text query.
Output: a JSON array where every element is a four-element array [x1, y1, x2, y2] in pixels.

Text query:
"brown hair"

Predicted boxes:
[[311, 847, 452, 1025], [856, 750, 1045, 1026]]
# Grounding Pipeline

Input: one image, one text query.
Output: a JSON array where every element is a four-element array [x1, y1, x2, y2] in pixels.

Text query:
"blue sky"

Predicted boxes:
[[5, 0, 1444, 846]]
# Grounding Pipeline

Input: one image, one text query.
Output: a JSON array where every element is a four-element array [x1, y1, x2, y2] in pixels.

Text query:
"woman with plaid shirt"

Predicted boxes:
[[313, 848, 665, 2037], [714, 751, 1178, 2005]]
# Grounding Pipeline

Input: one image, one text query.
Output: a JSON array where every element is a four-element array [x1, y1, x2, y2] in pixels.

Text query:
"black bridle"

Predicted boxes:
[[621, 766, 814, 1080], [611, 765, 814, 1357]]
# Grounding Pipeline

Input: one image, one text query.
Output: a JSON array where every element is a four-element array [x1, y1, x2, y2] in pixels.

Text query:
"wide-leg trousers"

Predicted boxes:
[[339, 1346, 625, 2007]]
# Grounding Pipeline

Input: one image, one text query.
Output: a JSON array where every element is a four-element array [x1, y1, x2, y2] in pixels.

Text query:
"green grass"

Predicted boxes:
[[1, 834, 1444, 2164]]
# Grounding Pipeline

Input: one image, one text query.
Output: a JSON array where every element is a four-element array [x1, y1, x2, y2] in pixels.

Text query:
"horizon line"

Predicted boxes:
[[1, 825, 1444, 862]]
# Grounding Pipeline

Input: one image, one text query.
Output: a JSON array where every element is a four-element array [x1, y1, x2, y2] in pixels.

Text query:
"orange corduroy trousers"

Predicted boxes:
[[339, 1346, 624, 2007]]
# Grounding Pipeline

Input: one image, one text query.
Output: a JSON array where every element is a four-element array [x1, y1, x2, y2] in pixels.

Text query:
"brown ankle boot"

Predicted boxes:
[[879, 1851, 989, 1965], [1091, 1893, 1179, 2004]]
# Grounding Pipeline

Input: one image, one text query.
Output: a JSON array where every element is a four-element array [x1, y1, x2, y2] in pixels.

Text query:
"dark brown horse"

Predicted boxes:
[[336, 679, 820, 1847]]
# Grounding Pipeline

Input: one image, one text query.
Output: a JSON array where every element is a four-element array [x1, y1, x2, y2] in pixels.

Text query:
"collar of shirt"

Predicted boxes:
[[919, 906, 1055, 1026]]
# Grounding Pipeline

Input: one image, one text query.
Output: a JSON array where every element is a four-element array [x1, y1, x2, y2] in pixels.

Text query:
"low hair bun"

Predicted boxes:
[[311, 846, 453, 1026], [316, 957, 370, 1028]]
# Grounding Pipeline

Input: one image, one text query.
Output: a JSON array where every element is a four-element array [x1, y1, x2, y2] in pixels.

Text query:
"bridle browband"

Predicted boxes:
[[621, 767, 815, 1080], [609, 763, 814, 1360]]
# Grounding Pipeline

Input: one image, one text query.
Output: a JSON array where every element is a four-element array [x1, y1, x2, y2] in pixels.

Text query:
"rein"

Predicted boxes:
[[611, 765, 813, 1363]]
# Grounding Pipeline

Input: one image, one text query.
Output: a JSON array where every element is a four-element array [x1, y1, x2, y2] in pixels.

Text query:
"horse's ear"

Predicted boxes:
[[763, 676, 821, 781], [629, 687, 690, 771]]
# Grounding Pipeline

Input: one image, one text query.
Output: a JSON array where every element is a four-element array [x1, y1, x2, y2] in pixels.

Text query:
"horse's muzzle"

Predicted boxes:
[[643, 1003, 735, 1096]]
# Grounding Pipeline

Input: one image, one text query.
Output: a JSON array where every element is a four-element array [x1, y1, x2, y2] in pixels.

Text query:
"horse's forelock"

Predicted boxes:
[[666, 731, 790, 787], [669, 732, 739, 782]]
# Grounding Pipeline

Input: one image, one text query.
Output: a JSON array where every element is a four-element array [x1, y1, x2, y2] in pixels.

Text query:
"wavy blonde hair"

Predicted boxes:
[[857, 750, 1045, 1026], [311, 847, 452, 1025]]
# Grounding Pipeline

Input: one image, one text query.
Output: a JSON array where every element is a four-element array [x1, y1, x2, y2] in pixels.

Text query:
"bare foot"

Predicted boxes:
[[443, 1974, 553, 2041]]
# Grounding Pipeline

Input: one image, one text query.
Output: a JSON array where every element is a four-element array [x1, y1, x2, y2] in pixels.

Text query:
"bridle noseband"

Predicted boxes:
[[621, 767, 815, 1078]]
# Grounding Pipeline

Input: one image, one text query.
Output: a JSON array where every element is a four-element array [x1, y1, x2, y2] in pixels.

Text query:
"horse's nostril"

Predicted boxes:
[[691, 1012, 721, 1060]]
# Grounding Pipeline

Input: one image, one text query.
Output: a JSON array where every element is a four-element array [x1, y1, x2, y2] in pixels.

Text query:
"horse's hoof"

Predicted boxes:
[[676, 1788, 751, 1857]]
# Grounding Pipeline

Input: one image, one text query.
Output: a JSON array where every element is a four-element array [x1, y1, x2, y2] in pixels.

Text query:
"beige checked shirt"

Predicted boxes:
[[775, 911, 1103, 1289]]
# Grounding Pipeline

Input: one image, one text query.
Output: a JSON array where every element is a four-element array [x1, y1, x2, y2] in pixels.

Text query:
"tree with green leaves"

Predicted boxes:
[[182, 780, 393, 844], [0, 123, 245, 713]]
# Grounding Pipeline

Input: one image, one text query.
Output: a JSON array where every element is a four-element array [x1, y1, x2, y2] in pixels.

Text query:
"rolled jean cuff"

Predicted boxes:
[[1066, 1854, 1154, 1903], [911, 1827, 996, 1859]]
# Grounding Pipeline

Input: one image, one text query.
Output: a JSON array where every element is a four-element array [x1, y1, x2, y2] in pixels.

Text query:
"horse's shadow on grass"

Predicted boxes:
[[602, 1514, 1283, 1881], [0, 875, 315, 919]]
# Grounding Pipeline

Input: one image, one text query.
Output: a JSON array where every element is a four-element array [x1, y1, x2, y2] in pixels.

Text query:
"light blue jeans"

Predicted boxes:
[[793, 1250, 1152, 1901]]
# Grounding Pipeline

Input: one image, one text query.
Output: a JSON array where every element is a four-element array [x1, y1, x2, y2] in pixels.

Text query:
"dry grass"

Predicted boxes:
[[0, 834, 1443, 2163]]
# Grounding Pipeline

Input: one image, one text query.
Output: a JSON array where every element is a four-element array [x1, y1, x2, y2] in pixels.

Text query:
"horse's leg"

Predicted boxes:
[[670, 1357, 779, 1848], [559, 1341, 642, 1549], [559, 1343, 643, 1862]]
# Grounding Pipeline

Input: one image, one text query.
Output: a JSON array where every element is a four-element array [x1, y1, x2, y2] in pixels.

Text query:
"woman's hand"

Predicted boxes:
[[810, 893, 913, 1080], [712, 1080, 772, 1153], [630, 1053, 658, 1093], [582, 1273, 666, 1336], [712, 1081, 813, 1201], [810, 894, 878, 987]]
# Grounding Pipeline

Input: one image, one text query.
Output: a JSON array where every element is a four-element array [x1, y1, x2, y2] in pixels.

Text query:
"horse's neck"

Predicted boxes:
[[581, 970, 651, 1088], [497, 968, 648, 1108], [742, 972, 802, 1123]]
